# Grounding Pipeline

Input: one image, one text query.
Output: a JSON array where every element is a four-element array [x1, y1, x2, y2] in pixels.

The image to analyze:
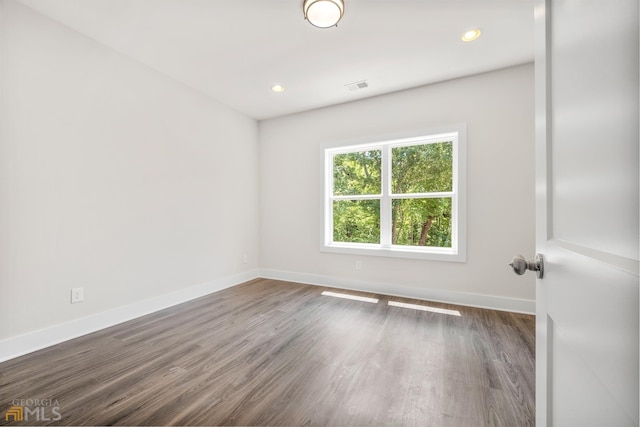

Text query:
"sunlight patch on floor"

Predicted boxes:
[[321, 291, 379, 304], [388, 300, 461, 316]]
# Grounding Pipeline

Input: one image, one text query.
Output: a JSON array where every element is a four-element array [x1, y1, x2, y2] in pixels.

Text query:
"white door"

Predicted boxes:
[[534, 0, 639, 426]]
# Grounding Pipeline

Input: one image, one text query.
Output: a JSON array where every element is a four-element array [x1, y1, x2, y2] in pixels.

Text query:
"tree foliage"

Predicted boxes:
[[392, 142, 452, 194], [333, 150, 381, 196], [392, 198, 451, 247], [333, 200, 380, 244], [391, 142, 452, 247], [332, 142, 453, 248], [332, 150, 381, 243]]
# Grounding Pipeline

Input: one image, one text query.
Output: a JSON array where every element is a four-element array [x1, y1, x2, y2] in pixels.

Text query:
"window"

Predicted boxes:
[[323, 126, 466, 261]]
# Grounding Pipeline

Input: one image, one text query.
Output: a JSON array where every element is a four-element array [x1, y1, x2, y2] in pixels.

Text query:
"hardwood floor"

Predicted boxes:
[[0, 279, 535, 426]]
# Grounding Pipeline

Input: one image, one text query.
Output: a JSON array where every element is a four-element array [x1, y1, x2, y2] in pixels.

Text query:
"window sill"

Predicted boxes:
[[321, 243, 466, 262]]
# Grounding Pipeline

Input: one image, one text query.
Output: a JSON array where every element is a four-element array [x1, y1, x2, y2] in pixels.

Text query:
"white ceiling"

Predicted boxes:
[[17, 0, 535, 120]]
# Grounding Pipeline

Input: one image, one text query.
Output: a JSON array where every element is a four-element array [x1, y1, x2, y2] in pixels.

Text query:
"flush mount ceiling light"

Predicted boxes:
[[303, 0, 344, 28], [461, 29, 482, 42], [271, 84, 285, 93]]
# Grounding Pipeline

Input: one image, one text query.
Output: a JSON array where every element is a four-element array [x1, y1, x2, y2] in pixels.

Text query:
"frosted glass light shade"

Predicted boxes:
[[303, 0, 344, 28]]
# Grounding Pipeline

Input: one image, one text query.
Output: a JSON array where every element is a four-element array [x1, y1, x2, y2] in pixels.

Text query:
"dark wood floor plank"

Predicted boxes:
[[0, 278, 535, 426]]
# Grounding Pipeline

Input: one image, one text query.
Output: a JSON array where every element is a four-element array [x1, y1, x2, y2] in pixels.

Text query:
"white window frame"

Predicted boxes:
[[322, 125, 466, 262]]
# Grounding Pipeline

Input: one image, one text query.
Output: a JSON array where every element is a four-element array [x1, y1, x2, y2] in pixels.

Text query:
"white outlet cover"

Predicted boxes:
[[71, 287, 84, 304]]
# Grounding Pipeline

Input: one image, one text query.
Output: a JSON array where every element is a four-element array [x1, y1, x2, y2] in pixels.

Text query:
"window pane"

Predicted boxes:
[[392, 142, 452, 194], [333, 200, 380, 244], [333, 150, 381, 196], [392, 198, 452, 247]]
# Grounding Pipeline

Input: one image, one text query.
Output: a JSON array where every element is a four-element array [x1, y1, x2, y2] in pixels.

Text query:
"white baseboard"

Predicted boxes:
[[259, 268, 536, 315], [0, 269, 260, 363]]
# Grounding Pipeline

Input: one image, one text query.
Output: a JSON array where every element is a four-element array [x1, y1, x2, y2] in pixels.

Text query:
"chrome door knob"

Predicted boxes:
[[509, 254, 544, 279]]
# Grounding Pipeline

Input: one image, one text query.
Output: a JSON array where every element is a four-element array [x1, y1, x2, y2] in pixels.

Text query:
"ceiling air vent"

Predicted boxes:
[[345, 80, 369, 91]]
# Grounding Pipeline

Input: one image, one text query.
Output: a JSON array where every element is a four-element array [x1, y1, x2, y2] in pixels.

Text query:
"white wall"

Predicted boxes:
[[259, 64, 536, 312], [0, 1, 259, 345]]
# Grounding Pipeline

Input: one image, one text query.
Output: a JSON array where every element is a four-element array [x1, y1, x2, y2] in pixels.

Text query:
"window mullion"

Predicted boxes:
[[380, 145, 392, 247]]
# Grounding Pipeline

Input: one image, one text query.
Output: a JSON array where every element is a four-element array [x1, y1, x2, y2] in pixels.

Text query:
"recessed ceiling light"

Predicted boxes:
[[271, 84, 285, 93], [461, 29, 482, 42]]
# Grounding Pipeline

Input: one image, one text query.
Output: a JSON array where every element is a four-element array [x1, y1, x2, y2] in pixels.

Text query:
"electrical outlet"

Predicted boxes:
[[70, 287, 84, 304], [355, 261, 362, 271], [242, 253, 248, 264]]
